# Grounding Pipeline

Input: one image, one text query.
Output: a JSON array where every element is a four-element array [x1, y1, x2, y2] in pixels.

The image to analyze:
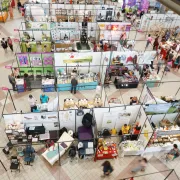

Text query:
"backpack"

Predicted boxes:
[[68, 146, 76, 158], [59, 127, 67, 137], [102, 129, 111, 137], [82, 113, 93, 127]]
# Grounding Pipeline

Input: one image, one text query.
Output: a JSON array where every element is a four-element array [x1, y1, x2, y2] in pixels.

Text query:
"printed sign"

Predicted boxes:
[[5, 65, 12, 69], [2, 87, 9, 90]]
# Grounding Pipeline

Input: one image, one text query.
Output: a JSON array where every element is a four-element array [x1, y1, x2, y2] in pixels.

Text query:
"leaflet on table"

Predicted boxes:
[[16, 53, 29, 67]]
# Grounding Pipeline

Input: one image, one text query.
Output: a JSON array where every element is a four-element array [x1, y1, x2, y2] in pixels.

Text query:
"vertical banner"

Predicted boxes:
[[42, 53, 54, 67], [28, 53, 42, 67], [16, 53, 29, 67]]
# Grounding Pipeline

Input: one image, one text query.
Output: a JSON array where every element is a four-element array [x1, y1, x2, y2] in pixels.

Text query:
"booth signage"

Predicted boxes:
[[5, 65, 12, 69], [63, 56, 92, 63], [2, 87, 9, 90], [14, 39, 20, 42]]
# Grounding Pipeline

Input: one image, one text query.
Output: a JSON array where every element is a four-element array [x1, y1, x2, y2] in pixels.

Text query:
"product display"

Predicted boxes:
[[94, 138, 118, 161]]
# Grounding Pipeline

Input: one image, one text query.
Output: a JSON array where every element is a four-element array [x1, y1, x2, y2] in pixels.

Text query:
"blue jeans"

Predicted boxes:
[[71, 86, 77, 94]]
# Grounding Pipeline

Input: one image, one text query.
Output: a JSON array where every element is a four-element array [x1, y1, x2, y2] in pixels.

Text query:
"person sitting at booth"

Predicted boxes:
[[166, 144, 180, 161], [33, 105, 40, 113], [40, 93, 49, 104], [130, 97, 138, 105], [72, 68, 77, 73], [121, 124, 130, 135]]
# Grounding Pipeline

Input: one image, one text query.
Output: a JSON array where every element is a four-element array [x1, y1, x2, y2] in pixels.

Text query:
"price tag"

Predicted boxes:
[[5, 65, 12, 69], [2, 87, 9, 90]]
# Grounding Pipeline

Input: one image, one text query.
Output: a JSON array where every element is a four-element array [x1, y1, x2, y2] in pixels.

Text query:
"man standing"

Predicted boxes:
[[1, 38, 8, 53], [7, 37, 13, 52], [28, 95, 37, 112], [8, 73, 16, 91], [71, 77, 78, 94], [40, 93, 49, 104]]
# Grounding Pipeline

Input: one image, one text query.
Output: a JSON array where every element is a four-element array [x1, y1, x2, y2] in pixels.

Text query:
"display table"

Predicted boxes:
[[57, 81, 98, 91], [94, 143, 118, 161], [143, 75, 161, 88], [114, 76, 139, 89], [145, 141, 180, 153], [16, 79, 24, 93], [120, 140, 144, 156], [42, 79, 55, 92]]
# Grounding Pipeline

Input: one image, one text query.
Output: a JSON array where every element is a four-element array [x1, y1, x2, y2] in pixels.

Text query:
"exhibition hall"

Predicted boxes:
[[0, 0, 180, 180]]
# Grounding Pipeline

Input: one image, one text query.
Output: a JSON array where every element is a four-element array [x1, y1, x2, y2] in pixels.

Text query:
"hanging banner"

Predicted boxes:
[[29, 53, 42, 67], [63, 56, 92, 63], [16, 53, 29, 67], [42, 53, 54, 66]]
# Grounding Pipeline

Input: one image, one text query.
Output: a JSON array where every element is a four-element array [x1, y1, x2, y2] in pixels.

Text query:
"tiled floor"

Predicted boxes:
[[0, 4, 180, 180]]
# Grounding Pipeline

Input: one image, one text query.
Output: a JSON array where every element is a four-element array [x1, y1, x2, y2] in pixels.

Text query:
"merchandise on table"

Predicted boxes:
[[94, 138, 118, 161], [57, 71, 98, 91]]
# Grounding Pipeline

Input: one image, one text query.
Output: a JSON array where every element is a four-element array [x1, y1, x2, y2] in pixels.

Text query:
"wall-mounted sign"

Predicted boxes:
[[63, 56, 92, 63], [16, 53, 29, 67]]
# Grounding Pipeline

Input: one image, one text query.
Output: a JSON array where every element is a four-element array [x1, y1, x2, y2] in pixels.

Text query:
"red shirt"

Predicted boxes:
[[104, 44, 108, 51]]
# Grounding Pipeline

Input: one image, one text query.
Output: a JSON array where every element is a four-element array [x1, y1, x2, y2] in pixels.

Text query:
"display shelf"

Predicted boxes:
[[120, 140, 144, 156], [42, 79, 55, 92], [57, 81, 98, 91], [5, 128, 27, 145]]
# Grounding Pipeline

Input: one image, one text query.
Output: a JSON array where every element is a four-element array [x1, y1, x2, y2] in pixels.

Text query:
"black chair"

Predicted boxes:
[[10, 156, 20, 172], [36, 70, 42, 80], [46, 70, 54, 79], [28, 70, 34, 80], [19, 71, 25, 78]]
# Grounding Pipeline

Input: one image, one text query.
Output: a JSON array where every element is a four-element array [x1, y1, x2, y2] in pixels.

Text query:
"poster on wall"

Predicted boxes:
[[16, 53, 29, 67], [102, 112, 118, 129], [62, 53, 93, 63], [25, 22, 48, 30], [115, 112, 131, 130], [29, 53, 42, 67], [42, 53, 54, 66]]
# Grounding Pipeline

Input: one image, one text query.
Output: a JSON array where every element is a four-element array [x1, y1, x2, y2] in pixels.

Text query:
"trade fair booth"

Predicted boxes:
[[24, 4, 116, 23], [14, 52, 55, 92], [2, 95, 153, 164]]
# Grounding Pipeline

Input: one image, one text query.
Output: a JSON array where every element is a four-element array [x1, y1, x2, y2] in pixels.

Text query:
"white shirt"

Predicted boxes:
[[28, 97, 36, 107]]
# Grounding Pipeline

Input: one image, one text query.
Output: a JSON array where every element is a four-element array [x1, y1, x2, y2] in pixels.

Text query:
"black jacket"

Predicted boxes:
[[71, 78, 78, 86]]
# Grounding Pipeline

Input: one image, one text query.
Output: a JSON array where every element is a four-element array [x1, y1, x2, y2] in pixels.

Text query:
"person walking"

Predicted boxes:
[[8, 73, 16, 91], [28, 95, 37, 112], [146, 34, 152, 49], [101, 161, 113, 177], [7, 37, 13, 52], [17, 0, 22, 13], [71, 77, 78, 94], [131, 158, 148, 173], [153, 35, 159, 50], [1, 38, 8, 53]]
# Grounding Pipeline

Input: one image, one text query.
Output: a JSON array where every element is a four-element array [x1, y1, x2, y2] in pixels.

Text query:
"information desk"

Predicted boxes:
[[42, 79, 55, 92], [57, 81, 98, 91], [94, 143, 118, 161], [16, 79, 25, 93]]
